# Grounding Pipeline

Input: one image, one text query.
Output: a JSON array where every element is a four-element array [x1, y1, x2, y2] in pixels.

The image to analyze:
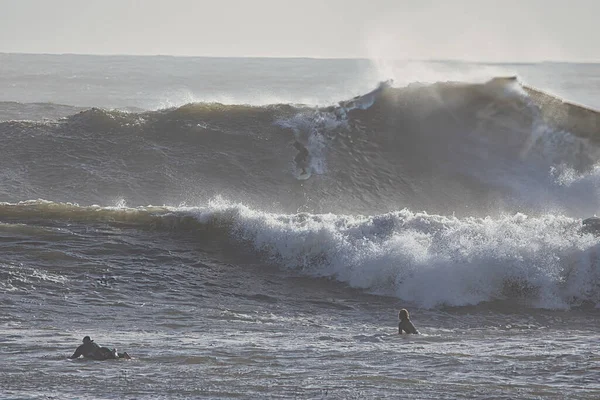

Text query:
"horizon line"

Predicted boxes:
[[1, 51, 599, 65]]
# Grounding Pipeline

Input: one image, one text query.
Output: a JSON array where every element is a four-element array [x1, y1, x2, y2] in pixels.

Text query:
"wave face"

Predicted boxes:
[[2, 77, 600, 309]]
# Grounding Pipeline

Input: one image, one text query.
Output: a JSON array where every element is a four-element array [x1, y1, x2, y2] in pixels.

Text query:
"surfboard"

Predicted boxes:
[[297, 170, 311, 180]]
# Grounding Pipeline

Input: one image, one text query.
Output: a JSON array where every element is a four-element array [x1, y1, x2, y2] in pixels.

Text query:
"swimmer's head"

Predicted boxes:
[[399, 309, 410, 321]]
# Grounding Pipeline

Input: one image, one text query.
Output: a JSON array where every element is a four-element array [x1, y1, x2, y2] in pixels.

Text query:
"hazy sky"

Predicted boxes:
[[1, 0, 598, 62]]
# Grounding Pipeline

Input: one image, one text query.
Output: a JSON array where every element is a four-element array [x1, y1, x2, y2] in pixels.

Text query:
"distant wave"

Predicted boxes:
[[0, 101, 85, 121], [0, 101, 147, 122]]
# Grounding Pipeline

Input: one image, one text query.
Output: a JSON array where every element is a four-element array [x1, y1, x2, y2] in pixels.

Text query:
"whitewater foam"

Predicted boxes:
[[192, 199, 600, 309]]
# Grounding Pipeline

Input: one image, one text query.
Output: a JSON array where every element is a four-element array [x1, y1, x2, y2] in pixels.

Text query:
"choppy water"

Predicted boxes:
[[1, 54, 600, 399]]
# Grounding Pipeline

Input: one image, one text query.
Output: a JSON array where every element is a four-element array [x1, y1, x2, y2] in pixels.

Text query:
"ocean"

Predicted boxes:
[[1, 53, 599, 399]]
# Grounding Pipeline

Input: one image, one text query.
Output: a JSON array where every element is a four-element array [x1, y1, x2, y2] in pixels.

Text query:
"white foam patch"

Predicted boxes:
[[276, 110, 344, 176], [188, 199, 600, 309], [0, 263, 68, 292]]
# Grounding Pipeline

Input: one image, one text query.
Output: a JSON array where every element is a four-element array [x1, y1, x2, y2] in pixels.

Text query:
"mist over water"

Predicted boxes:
[[1, 54, 600, 399]]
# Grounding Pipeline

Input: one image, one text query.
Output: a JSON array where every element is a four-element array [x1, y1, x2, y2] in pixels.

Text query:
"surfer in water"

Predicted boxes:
[[68, 336, 131, 360], [293, 141, 310, 175], [398, 309, 419, 334]]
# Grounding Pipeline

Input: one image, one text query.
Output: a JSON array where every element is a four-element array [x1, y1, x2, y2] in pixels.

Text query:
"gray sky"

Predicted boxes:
[[1, 0, 598, 62]]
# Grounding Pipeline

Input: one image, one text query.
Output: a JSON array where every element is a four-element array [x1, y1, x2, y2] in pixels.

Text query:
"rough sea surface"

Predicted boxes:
[[1, 54, 600, 399]]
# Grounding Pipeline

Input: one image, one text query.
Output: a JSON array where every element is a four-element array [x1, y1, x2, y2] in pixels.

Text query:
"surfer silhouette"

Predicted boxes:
[[398, 309, 419, 334], [293, 141, 310, 175], [68, 336, 131, 360]]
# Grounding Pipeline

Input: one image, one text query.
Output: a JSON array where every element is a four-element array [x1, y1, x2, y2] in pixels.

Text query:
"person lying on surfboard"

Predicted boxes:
[[398, 309, 419, 334], [68, 336, 131, 360]]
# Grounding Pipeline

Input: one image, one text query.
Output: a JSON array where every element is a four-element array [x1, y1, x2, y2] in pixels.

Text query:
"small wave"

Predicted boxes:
[[3, 199, 600, 309]]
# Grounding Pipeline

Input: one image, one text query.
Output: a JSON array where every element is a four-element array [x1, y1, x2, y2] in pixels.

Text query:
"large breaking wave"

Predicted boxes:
[[1, 77, 598, 216]]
